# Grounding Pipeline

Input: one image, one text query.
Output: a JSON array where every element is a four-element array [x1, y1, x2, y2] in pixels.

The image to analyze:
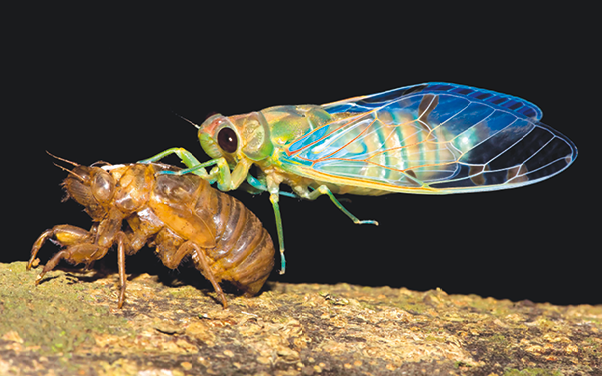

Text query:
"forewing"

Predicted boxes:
[[283, 83, 577, 194]]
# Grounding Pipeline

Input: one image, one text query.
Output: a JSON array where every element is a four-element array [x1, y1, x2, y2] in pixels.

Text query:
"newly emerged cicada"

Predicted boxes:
[[28, 158, 274, 308], [142, 82, 578, 273]]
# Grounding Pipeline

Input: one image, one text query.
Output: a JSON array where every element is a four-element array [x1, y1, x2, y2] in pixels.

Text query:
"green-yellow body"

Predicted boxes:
[[141, 83, 577, 273]]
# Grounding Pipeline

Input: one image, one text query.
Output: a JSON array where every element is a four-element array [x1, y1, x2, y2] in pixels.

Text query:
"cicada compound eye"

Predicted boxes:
[[92, 170, 115, 204], [217, 127, 238, 153]]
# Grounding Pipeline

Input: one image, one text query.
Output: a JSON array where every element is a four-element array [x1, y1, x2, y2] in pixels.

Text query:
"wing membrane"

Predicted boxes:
[[282, 83, 577, 194]]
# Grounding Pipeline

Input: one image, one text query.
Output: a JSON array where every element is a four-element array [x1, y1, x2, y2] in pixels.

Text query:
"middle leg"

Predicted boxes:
[[297, 185, 379, 226]]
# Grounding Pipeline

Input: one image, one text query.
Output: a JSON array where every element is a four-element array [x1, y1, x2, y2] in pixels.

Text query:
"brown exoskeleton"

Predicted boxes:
[[28, 157, 275, 308]]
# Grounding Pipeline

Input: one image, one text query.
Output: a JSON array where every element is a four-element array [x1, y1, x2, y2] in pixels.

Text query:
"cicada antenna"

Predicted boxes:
[[46, 151, 81, 167], [172, 111, 200, 129], [53, 163, 89, 182], [46, 151, 86, 182]]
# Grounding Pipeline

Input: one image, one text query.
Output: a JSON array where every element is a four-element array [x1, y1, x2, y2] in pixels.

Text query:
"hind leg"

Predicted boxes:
[[156, 238, 228, 308]]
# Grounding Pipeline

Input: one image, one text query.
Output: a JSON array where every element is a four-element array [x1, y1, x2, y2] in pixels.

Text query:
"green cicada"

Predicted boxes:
[[142, 82, 577, 273]]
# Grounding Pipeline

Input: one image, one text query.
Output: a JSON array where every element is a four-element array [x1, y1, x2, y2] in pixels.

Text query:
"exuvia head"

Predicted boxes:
[[47, 152, 115, 219]]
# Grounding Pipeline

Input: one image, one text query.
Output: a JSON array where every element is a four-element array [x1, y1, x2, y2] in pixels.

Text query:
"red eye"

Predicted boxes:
[[217, 127, 238, 153]]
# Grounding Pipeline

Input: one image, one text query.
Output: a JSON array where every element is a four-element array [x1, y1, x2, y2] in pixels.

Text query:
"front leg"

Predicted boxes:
[[141, 147, 255, 192], [28, 224, 95, 270], [139, 148, 224, 186], [139, 147, 206, 177], [140, 147, 221, 185], [34, 244, 110, 285], [28, 223, 112, 285]]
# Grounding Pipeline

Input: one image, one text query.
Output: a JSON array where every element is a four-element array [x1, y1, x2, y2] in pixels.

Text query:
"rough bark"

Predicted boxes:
[[1, 261, 600, 375]]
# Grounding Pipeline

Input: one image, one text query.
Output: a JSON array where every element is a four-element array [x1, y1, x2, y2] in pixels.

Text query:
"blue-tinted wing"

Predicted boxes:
[[283, 83, 577, 194]]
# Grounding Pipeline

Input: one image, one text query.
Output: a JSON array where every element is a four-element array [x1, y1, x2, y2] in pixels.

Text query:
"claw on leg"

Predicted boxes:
[[269, 192, 287, 275], [309, 185, 379, 226], [28, 225, 114, 293], [185, 241, 228, 308], [28, 225, 95, 271], [116, 232, 127, 309]]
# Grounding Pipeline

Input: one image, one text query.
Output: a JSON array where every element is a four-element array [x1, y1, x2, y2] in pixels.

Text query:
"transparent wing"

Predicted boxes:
[[282, 83, 577, 194]]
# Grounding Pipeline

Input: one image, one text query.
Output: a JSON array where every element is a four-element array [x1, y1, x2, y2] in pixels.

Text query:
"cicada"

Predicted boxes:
[[142, 82, 578, 273], [28, 157, 274, 308]]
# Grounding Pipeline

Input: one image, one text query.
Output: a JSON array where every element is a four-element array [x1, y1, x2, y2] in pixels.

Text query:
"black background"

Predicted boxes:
[[5, 5, 598, 305]]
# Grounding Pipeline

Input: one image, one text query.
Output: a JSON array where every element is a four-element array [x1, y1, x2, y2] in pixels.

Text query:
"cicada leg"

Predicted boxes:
[[265, 183, 379, 274], [140, 148, 252, 193], [27, 224, 95, 270], [139, 147, 202, 172], [185, 241, 229, 309], [268, 192, 287, 275], [34, 243, 109, 284], [115, 232, 128, 309], [300, 185, 379, 226], [139, 147, 218, 184], [246, 175, 298, 198]]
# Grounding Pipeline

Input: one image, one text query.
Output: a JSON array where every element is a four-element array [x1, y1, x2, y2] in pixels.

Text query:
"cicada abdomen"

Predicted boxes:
[[150, 168, 274, 297]]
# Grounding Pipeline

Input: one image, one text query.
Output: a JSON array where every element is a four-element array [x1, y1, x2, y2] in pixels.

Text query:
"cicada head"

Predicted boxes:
[[62, 165, 116, 220], [198, 112, 274, 168]]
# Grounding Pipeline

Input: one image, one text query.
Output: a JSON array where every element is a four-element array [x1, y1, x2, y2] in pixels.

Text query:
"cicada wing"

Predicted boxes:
[[282, 83, 577, 194], [321, 82, 544, 122]]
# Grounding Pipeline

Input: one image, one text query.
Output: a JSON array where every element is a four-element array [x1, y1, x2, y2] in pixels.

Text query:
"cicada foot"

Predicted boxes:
[[153, 238, 229, 308], [305, 185, 379, 226], [115, 232, 128, 309], [28, 224, 95, 271], [33, 243, 110, 285], [29, 225, 111, 285], [183, 241, 229, 309]]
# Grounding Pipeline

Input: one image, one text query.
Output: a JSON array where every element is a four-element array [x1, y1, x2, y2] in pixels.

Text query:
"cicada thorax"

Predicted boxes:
[[149, 165, 274, 296], [260, 105, 333, 147], [273, 95, 455, 194]]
